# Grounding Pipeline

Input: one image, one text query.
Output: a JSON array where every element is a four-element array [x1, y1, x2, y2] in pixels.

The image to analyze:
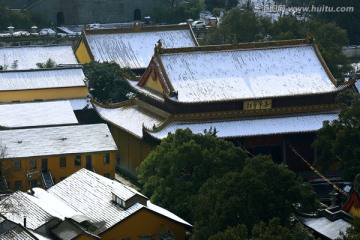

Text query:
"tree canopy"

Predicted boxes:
[[137, 128, 247, 221], [191, 156, 318, 239], [83, 61, 135, 103], [313, 97, 360, 181]]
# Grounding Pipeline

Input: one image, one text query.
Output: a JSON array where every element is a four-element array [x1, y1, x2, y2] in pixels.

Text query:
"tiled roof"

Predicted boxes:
[[47, 169, 191, 234], [299, 216, 351, 239], [93, 101, 166, 138], [0, 101, 78, 128], [85, 27, 197, 69], [0, 67, 86, 91], [0, 124, 117, 159], [0, 191, 54, 230], [0, 225, 37, 240], [154, 45, 338, 102], [147, 112, 339, 139], [0, 45, 78, 70]]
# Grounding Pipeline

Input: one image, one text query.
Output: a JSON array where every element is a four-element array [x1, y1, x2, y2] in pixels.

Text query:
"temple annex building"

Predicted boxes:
[[93, 38, 354, 177]]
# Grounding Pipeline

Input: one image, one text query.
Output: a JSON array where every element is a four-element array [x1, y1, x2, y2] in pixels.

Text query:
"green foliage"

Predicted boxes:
[[313, 97, 360, 180], [271, 16, 305, 40], [201, 9, 272, 45], [305, 20, 350, 80], [311, 0, 360, 44], [252, 218, 315, 240], [83, 61, 135, 103], [209, 224, 248, 240], [191, 156, 318, 239], [0, 6, 48, 30], [153, 0, 203, 24], [137, 128, 247, 221], [36, 58, 57, 69]]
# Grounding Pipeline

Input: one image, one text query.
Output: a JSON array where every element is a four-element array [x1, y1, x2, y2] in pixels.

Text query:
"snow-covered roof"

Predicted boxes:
[[93, 101, 167, 138], [300, 216, 351, 239], [47, 169, 191, 234], [147, 112, 339, 139], [0, 68, 86, 91], [0, 225, 38, 240], [0, 45, 78, 70], [85, 26, 197, 69], [0, 124, 117, 159], [154, 44, 338, 102], [68, 98, 91, 110], [0, 101, 78, 128], [0, 191, 54, 230]]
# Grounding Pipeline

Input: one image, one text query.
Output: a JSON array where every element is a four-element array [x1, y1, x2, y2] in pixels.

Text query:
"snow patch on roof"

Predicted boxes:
[[158, 45, 336, 102], [149, 112, 338, 139], [0, 100, 78, 128], [0, 124, 117, 159], [0, 68, 86, 91], [94, 103, 165, 138], [86, 29, 197, 69], [0, 45, 78, 70]]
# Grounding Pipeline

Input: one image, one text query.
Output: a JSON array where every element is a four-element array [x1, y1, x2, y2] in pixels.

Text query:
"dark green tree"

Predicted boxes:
[[83, 61, 134, 103], [305, 20, 351, 80], [191, 156, 318, 239], [313, 97, 360, 181], [201, 9, 270, 45], [153, 0, 203, 24], [252, 218, 315, 240], [0, 6, 48, 30], [36, 58, 57, 69], [137, 128, 247, 222], [209, 224, 248, 240], [311, 0, 360, 44], [271, 16, 305, 40]]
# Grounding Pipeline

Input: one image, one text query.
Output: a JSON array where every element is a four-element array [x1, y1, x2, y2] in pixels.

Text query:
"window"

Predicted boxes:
[[104, 173, 110, 178], [103, 153, 110, 165], [74, 155, 81, 166], [30, 159, 37, 170], [15, 180, 22, 190], [14, 160, 21, 171], [60, 157, 66, 168]]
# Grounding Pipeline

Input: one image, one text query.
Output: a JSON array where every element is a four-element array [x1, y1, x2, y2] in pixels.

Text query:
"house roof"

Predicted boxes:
[[146, 111, 339, 139], [0, 191, 54, 230], [0, 225, 38, 240], [0, 100, 78, 128], [46, 169, 191, 234], [139, 40, 344, 103], [0, 67, 86, 91], [299, 216, 351, 240], [82, 24, 198, 69], [0, 45, 78, 70], [0, 124, 117, 159], [93, 99, 168, 138]]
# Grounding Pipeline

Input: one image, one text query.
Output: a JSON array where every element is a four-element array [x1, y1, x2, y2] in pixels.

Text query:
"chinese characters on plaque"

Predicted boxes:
[[243, 99, 272, 110]]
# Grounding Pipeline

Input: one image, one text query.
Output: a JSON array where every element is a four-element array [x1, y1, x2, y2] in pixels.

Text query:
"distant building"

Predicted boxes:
[[0, 169, 192, 239], [75, 23, 198, 75], [0, 45, 78, 70], [0, 124, 117, 192], [0, 100, 78, 129], [6, 0, 170, 25], [0, 67, 88, 107], [93, 39, 354, 177]]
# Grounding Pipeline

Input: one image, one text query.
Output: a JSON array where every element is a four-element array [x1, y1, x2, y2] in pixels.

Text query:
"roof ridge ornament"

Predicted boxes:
[[307, 32, 316, 44]]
